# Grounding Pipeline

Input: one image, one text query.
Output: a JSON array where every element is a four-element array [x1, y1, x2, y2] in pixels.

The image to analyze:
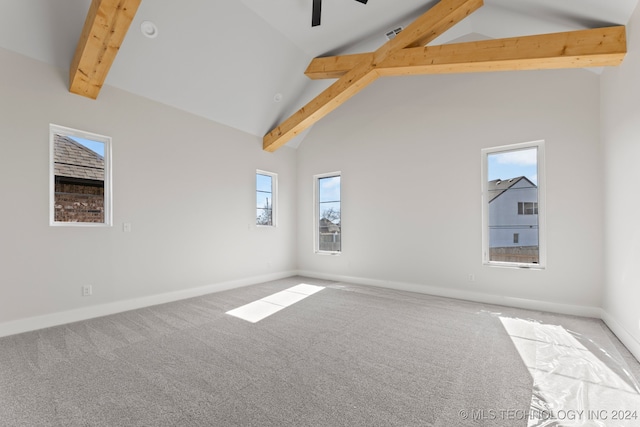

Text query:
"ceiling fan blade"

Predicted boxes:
[[312, 0, 322, 27], [312, 0, 367, 27]]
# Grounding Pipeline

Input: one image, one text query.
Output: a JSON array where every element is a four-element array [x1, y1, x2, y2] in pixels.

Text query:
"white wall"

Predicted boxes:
[[297, 69, 604, 314], [0, 48, 297, 334], [601, 3, 640, 358]]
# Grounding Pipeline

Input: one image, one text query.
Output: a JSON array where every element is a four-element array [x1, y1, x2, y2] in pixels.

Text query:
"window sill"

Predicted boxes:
[[315, 251, 341, 256], [50, 222, 112, 227], [483, 261, 545, 270]]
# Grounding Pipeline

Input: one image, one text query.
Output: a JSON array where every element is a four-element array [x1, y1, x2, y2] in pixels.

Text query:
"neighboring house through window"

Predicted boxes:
[[50, 124, 112, 226]]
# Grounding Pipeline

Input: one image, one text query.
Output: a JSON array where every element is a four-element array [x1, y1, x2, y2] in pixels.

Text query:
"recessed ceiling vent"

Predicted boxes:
[[140, 21, 158, 39], [385, 26, 403, 40]]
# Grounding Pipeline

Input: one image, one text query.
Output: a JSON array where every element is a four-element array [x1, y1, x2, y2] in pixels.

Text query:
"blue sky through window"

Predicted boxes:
[[69, 136, 105, 157], [488, 147, 537, 184], [319, 175, 340, 221], [256, 174, 273, 209], [319, 176, 340, 202]]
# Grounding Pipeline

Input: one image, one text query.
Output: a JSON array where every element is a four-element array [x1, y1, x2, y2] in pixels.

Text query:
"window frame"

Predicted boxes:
[[481, 140, 546, 269], [256, 169, 277, 227], [314, 171, 342, 255], [49, 124, 112, 227]]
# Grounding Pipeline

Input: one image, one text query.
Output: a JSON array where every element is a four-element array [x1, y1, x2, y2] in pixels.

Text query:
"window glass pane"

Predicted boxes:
[[256, 173, 274, 226], [319, 176, 340, 203], [51, 128, 110, 225], [256, 192, 272, 210], [256, 173, 272, 193], [487, 147, 539, 264], [318, 175, 341, 252]]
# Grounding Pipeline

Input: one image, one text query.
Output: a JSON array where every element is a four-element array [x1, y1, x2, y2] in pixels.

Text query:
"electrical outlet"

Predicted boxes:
[[468, 274, 475, 282], [82, 285, 92, 296], [123, 222, 132, 232]]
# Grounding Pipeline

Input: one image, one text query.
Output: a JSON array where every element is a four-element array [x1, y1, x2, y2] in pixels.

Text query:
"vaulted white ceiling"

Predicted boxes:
[[0, 0, 637, 147]]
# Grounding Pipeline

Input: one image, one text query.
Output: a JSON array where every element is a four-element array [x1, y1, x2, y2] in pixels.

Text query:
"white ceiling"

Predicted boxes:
[[0, 0, 637, 147]]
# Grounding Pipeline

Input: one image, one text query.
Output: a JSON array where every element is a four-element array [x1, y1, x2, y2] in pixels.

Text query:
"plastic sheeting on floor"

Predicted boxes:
[[498, 315, 640, 426]]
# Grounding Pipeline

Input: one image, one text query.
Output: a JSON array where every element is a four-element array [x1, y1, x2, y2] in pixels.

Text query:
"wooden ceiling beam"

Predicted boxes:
[[371, 0, 484, 59], [69, 0, 141, 99], [306, 26, 626, 80], [305, 53, 373, 80], [377, 26, 626, 75], [264, 0, 483, 152], [264, 59, 379, 153]]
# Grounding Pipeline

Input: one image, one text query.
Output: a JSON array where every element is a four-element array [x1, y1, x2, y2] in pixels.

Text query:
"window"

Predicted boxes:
[[481, 141, 545, 267], [50, 124, 112, 226], [517, 202, 538, 215], [315, 172, 341, 253], [256, 170, 277, 226]]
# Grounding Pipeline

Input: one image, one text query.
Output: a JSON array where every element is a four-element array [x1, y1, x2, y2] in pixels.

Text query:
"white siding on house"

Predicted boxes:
[[489, 180, 538, 248]]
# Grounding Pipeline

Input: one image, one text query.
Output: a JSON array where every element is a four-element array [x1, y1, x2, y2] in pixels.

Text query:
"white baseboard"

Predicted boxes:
[[297, 270, 603, 318], [0, 271, 297, 339], [601, 310, 640, 363]]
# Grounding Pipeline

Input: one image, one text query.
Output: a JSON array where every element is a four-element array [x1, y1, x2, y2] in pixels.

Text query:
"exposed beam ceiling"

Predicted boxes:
[[69, 0, 141, 100], [263, 0, 626, 152], [263, 0, 483, 152]]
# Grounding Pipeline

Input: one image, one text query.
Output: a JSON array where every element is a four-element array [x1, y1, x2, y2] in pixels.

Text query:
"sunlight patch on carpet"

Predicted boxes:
[[226, 284, 324, 323]]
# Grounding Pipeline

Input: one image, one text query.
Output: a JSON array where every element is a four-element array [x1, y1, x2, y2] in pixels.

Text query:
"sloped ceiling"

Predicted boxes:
[[0, 0, 638, 148]]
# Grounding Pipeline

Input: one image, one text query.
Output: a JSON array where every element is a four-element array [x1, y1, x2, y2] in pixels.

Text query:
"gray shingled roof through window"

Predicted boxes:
[[488, 176, 536, 202], [54, 134, 104, 181]]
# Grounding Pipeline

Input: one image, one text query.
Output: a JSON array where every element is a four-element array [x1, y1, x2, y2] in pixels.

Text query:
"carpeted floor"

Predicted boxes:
[[0, 276, 638, 426]]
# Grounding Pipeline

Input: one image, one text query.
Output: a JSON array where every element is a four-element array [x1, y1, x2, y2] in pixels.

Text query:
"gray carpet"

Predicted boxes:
[[0, 276, 637, 426]]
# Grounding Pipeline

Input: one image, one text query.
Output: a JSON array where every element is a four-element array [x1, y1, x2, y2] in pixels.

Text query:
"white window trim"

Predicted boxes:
[[481, 140, 546, 269], [49, 124, 113, 227], [256, 169, 277, 227], [314, 171, 342, 255]]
